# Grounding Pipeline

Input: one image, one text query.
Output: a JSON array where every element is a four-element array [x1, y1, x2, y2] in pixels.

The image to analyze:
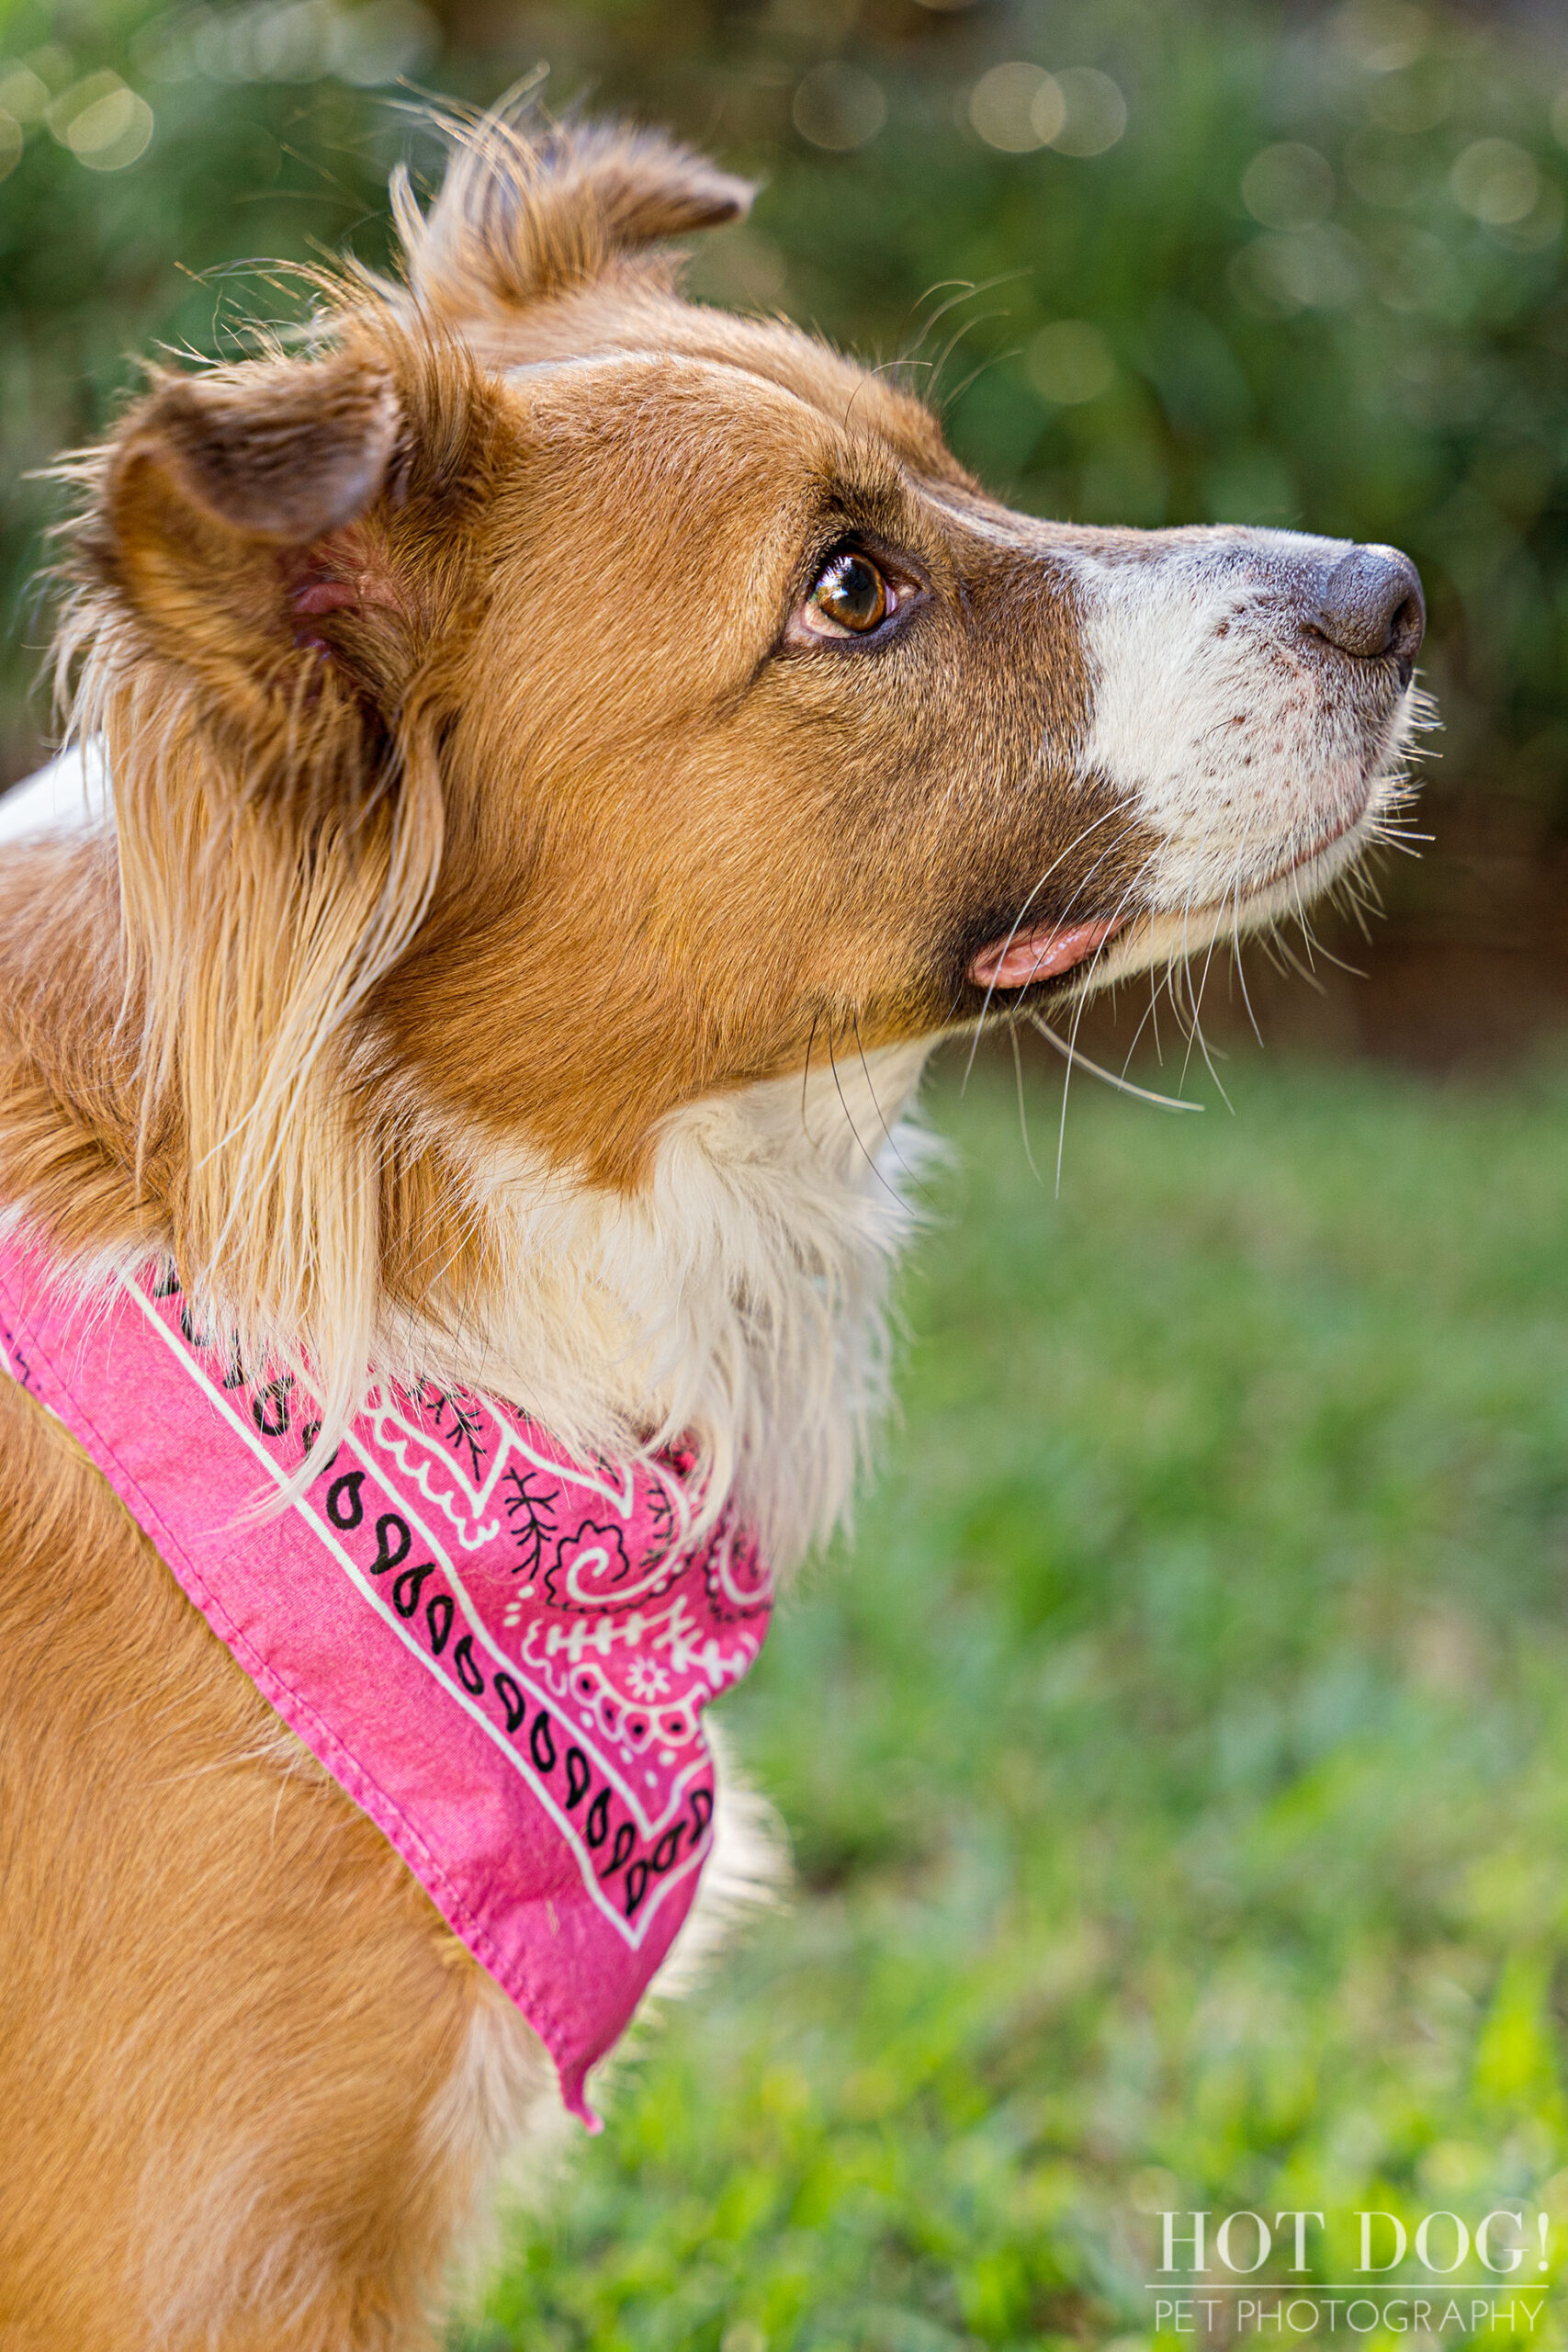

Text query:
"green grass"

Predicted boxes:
[[462, 1053, 1568, 2352]]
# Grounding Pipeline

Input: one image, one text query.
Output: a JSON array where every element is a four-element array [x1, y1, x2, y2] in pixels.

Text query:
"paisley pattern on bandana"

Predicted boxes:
[[0, 1238, 773, 2127]]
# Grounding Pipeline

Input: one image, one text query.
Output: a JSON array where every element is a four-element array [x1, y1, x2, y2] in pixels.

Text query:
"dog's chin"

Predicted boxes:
[[1080, 801, 1388, 1001], [961, 766, 1404, 1028], [1093, 689, 1427, 995]]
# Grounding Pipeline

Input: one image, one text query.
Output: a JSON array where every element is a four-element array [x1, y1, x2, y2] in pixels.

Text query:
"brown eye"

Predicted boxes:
[[807, 551, 890, 635]]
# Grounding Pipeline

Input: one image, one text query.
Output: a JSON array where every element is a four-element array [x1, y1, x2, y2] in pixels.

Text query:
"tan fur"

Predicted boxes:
[[0, 100, 1420, 2346], [0, 1376, 549, 2350]]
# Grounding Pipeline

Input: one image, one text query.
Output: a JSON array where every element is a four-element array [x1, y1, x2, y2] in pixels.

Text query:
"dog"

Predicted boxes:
[[0, 102, 1423, 2351]]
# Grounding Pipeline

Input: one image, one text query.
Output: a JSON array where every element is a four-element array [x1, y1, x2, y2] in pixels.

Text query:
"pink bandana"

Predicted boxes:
[[0, 1235, 772, 2126]]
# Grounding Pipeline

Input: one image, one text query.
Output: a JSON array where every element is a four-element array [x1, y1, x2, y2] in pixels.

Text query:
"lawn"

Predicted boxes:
[[462, 1049, 1568, 2352]]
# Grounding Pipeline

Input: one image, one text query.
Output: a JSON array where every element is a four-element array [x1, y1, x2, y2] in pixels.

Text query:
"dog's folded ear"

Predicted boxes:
[[397, 111, 756, 325], [81, 335, 494, 789], [111, 351, 402, 548]]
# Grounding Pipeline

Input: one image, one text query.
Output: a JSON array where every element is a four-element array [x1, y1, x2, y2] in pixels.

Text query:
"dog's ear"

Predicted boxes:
[[111, 348, 400, 549], [398, 111, 756, 324], [67, 335, 498, 1426], [83, 334, 495, 792]]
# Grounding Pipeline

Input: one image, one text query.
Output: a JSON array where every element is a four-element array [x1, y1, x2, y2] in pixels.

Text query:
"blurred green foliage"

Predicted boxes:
[[458, 1055, 1568, 2351], [2, 0, 1568, 833]]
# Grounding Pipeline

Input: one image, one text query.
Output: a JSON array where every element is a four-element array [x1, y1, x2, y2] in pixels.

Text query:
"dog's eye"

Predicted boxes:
[[803, 551, 892, 637]]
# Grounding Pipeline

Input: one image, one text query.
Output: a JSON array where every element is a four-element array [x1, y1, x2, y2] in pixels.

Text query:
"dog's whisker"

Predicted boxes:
[[1030, 1008, 1202, 1116], [1052, 849, 1162, 1188], [825, 1021, 904, 1206], [799, 1009, 820, 1148], [1117, 970, 1166, 1077], [1230, 868, 1266, 1051], [961, 804, 1139, 1088], [1175, 817, 1216, 1096], [1008, 1020, 1043, 1185], [852, 1012, 922, 1193]]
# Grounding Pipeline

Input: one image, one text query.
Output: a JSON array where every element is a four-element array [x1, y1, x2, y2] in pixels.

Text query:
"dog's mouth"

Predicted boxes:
[[967, 789, 1390, 998], [967, 919, 1124, 992]]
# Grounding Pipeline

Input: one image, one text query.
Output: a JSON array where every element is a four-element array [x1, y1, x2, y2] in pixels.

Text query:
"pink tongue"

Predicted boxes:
[[969, 919, 1121, 991]]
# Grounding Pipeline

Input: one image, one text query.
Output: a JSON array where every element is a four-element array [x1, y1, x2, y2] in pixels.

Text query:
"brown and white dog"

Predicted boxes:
[[0, 105, 1422, 2350]]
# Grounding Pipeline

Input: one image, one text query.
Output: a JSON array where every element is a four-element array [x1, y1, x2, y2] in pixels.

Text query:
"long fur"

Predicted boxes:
[[0, 92, 1423, 2351]]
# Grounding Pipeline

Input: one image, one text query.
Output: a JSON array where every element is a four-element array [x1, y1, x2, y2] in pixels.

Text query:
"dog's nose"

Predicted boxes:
[[1314, 543, 1425, 667]]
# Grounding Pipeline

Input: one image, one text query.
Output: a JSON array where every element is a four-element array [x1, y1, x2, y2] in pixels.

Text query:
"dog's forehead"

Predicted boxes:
[[479, 284, 968, 486]]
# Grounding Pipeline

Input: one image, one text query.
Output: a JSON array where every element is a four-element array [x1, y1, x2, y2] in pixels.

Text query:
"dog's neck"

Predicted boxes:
[[0, 820, 932, 1566], [393, 1048, 934, 1562]]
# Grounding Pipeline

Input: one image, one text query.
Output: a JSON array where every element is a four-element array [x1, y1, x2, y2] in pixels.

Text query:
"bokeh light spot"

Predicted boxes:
[[1498, 179, 1563, 252], [1052, 68, 1127, 158], [146, 0, 436, 90], [45, 70, 155, 169], [968, 62, 1062, 153], [0, 65, 48, 124], [1242, 143, 1336, 230], [66, 84, 154, 170], [793, 61, 885, 153], [1026, 320, 1116, 405], [0, 109, 19, 182], [45, 69, 120, 142], [1450, 139, 1541, 228], [1229, 227, 1365, 315]]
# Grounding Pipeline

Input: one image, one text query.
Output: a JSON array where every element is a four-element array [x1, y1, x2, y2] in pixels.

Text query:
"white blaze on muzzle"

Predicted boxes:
[[1067, 526, 1422, 912]]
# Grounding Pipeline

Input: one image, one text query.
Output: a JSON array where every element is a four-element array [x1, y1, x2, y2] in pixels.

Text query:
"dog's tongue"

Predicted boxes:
[[969, 919, 1122, 991]]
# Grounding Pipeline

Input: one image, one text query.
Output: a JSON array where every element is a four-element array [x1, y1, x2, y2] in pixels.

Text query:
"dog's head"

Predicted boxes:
[[73, 107, 1422, 1181], [38, 103, 1423, 1513]]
